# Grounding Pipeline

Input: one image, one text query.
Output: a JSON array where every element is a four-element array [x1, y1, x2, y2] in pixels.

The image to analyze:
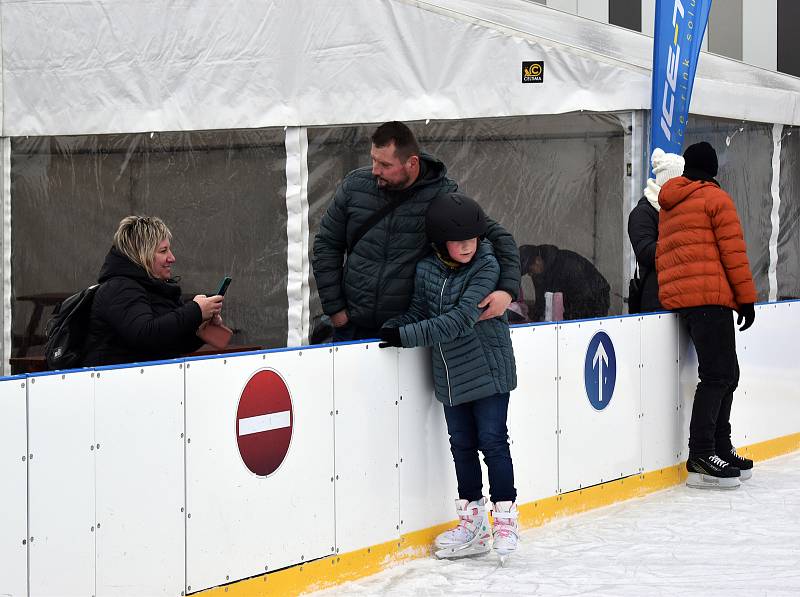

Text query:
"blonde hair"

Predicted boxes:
[[113, 215, 172, 278]]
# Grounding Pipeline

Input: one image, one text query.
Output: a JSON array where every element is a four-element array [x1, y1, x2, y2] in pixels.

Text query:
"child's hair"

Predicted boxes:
[[426, 192, 487, 243], [113, 215, 172, 278]]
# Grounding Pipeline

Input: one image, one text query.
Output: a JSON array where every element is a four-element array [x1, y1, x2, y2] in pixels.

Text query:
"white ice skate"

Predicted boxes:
[[492, 501, 519, 564], [434, 497, 492, 559]]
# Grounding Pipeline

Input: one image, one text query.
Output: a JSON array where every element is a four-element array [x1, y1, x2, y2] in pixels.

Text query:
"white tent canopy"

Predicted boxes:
[[1, 0, 799, 375], [2, 0, 799, 137]]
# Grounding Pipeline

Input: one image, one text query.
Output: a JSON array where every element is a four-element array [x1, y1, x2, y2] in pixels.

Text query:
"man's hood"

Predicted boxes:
[[658, 176, 718, 211], [409, 152, 448, 190]]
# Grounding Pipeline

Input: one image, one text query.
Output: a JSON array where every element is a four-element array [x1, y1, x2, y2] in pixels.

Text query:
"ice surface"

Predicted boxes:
[[312, 451, 800, 596]]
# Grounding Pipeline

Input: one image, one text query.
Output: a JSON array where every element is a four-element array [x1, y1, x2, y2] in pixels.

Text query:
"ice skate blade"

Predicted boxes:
[[434, 541, 491, 560], [686, 472, 740, 490], [739, 469, 752, 481], [497, 553, 514, 567]]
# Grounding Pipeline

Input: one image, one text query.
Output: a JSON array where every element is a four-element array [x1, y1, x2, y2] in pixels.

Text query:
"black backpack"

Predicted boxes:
[[44, 284, 100, 370]]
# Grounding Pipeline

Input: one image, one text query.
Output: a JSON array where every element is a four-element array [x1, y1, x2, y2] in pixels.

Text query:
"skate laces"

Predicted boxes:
[[709, 454, 729, 468], [492, 506, 518, 539], [730, 447, 742, 459], [446, 506, 480, 539], [494, 518, 514, 538]]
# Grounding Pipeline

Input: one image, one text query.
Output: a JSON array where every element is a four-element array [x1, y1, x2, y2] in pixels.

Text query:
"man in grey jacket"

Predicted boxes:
[[312, 121, 520, 341]]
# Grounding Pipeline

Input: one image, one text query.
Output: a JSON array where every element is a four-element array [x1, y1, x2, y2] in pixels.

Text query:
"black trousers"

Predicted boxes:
[[679, 306, 740, 457]]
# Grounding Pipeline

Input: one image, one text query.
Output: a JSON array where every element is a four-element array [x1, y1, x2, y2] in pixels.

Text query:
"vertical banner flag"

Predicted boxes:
[[650, 0, 712, 163]]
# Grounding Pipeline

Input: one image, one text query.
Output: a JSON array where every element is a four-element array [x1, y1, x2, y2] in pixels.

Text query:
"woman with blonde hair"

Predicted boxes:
[[82, 216, 224, 366]]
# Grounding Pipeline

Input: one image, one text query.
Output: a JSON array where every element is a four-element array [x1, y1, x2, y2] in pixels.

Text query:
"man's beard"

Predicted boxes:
[[376, 175, 410, 190]]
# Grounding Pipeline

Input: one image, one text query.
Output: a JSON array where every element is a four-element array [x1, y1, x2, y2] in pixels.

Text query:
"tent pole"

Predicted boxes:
[[768, 124, 783, 303], [284, 127, 310, 347], [2, 137, 11, 375]]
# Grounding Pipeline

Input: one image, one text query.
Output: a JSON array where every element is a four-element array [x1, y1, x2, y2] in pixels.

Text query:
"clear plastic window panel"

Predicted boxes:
[[682, 116, 774, 302], [10, 130, 288, 364], [778, 125, 800, 300], [306, 113, 625, 339]]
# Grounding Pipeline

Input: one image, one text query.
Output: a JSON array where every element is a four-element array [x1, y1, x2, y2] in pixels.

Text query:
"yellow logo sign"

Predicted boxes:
[[523, 63, 542, 77], [522, 61, 544, 83]]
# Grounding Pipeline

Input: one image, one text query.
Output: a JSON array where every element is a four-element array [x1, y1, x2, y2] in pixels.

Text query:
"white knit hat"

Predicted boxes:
[[651, 148, 685, 187]]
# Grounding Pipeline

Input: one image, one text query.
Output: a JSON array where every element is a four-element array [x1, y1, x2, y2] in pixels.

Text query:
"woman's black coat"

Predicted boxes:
[[627, 197, 663, 313], [82, 247, 204, 366]]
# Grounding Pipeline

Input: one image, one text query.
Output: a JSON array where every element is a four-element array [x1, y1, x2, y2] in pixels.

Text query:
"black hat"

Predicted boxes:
[[683, 141, 718, 180], [426, 192, 487, 243]]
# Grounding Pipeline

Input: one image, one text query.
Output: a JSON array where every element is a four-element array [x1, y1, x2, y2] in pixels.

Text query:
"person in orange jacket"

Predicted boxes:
[[656, 141, 757, 490]]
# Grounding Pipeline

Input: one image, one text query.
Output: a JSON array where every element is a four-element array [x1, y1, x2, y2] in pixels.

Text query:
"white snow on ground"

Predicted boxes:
[[312, 451, 800, 596]]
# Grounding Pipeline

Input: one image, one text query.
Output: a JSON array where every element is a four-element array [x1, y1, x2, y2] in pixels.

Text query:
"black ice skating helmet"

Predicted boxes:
[[426, 192, 488, 243]]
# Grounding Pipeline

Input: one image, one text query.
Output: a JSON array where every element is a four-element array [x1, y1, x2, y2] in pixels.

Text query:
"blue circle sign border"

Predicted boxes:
[[584, 330, 617, 411]]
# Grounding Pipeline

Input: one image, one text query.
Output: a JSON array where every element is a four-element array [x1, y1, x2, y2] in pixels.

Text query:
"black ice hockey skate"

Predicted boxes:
[[686, 454, 741, 490], [717, 447, 753, 481]]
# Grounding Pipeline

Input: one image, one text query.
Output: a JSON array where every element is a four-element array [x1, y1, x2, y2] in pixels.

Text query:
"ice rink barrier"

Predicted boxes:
[[1, 303, 799, 596]]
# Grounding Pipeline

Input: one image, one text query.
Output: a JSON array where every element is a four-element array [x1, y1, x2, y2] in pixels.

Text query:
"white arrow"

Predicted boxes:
[[592, 341, 609, 403]]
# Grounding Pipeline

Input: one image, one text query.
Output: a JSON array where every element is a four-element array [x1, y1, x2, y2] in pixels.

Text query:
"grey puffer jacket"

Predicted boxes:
[[384, 241, 517, 406], [312, 154, 520, 331]]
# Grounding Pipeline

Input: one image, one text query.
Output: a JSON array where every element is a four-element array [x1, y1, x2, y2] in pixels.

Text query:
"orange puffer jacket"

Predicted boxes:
[[656, 177, 756, 310]]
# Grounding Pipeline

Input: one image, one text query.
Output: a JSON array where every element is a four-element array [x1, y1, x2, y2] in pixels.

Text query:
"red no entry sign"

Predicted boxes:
[[236, 369, 294, 477]]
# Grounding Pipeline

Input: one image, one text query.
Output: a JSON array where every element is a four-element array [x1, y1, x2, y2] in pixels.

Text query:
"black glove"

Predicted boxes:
[[736, 303, 755, 332], [378, 327, 402, 348]]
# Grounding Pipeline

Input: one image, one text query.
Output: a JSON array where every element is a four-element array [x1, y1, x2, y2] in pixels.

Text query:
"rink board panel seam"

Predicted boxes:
[[195, 435, 800, 597]]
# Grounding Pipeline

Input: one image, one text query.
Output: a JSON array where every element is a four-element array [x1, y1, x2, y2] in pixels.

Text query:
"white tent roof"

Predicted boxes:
[[1, 0, 798, 137]]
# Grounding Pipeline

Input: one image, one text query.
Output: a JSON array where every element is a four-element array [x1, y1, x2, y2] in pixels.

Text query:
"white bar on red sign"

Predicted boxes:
[[238, 411, 291, 436]]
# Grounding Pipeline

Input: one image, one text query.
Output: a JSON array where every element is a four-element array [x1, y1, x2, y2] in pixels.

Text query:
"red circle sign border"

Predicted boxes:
[[235, 367, 295, 478]]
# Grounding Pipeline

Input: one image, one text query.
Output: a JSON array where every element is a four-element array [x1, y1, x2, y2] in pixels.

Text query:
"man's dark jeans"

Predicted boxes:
[[443, 392, 516, 504], [680, 305, 740, 458]]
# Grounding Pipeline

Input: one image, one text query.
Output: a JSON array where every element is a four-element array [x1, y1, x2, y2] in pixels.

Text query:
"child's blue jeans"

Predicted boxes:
[[442, 392, 516, 504]]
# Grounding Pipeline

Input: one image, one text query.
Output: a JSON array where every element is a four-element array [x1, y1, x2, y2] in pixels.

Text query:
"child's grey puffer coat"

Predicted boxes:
[[384, 240, 517, 406]]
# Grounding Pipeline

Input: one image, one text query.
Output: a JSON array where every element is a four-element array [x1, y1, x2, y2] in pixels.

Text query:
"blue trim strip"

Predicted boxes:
[[0, 373, 28, 382], [183, 342, 337, 364], [27, 367, 94, 378], [8, 300, 797, 380]]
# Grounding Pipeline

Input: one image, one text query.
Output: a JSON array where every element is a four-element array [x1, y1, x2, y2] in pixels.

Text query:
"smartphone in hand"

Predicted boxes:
[[212, 276, 232, 297]]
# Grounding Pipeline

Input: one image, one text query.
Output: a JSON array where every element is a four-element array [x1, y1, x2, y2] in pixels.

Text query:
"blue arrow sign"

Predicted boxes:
[[584, 331, 616, 411]]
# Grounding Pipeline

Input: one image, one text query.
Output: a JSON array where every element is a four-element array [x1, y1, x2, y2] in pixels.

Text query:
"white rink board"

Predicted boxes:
[[0, 378, 27, 597], [398, 348, 457, 535], [558, 319, 642, 492], [94, 363, 186, 597], [28, 371, 95, 597], [640, 314, 682, 472], [732, 303, 800, 446], [509, 325, 559, 502], [333, 342, 400, 553], [185, 349, 335, 592]]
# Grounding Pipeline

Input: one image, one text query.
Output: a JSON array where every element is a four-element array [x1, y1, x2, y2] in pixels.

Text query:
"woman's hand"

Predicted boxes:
[[193, 294, 224, 321]]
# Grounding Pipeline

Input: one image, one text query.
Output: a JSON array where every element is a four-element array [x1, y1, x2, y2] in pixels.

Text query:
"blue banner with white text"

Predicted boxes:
[[650, 0, 711, 163]]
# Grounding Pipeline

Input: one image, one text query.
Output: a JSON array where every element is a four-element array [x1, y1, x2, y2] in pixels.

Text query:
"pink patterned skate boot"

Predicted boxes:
[[434, 497, 491, 559], [492, 501, 519, 561]]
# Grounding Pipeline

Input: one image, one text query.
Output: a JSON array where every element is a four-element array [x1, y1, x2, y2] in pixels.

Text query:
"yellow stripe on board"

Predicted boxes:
[[197, 432, 800, 597]]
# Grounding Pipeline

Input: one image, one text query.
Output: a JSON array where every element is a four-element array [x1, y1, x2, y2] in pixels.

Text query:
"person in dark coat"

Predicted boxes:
[[519, 244, 610, 321], [627, 148, 685, 313], [82, 216, 224, 367], [312, 121, 520, 341]]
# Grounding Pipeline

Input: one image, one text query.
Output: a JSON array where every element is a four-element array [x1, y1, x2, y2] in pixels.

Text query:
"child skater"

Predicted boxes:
[[379, 192, 518, 560]]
